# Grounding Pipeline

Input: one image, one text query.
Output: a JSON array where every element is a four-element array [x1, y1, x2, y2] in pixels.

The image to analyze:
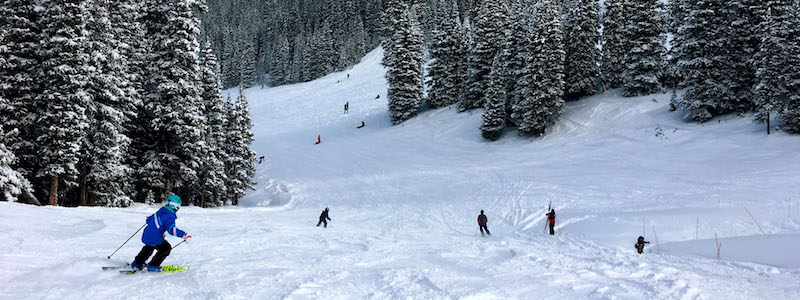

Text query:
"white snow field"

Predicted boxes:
[[2, 47, 800, 299]]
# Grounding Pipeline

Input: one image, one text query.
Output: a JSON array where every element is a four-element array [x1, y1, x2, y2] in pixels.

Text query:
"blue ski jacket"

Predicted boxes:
[[142, 207, 187, 246]]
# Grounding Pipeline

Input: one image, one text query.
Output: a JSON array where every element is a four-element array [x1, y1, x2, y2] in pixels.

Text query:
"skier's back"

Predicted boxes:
[[478, 210, 490, 236], [316, 208, 331, 227], [635, 236, 650, 254], [131, 195, 191, 271]]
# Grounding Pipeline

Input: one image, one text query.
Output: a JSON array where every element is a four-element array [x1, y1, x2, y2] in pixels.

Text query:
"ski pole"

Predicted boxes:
[[172, 239, 187, 250], [107, 224, 146, 259]]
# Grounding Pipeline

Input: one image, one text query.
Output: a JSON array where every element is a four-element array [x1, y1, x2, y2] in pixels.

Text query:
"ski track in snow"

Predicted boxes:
[[2, 48, 800, 299]]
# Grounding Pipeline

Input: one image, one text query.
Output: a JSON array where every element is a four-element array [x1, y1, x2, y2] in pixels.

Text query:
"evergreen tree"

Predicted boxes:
[[0, 0, 41, 185], [564, 0, 601, 99], [507, 1, 534, 126], [385, 7, 425, 124], [755, 0, 800, 132], [226, 87, 256, 205], [140, 0, 207, 203], [426, 0, 463, 109], [199, 42, 229, 207], [81, 0, 134, 207], [37, 0, 93, 205], [600, 0, 628, 89], [480, 54, 507, 141], [461, 0, 508, 111], [239, 38, 256, 88], [519, 0, 565, 136], [458, 16, 474, 106], [0, 124, 34, 203], [673, 0, 756, 122], [621, 0, 665, 96], [271, 35, 292, 85]]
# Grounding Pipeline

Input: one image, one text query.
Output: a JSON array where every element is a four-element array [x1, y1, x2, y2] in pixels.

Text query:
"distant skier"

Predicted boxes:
[[130, 195, 191, 272], [357, 121, 365, 129], [316, 207, 331, 227], [545, 209, 556, 235], [344, 102, 349, 113], [478, 210, 490, 236], [375, 94, 380, 99], [635, 236, 650, 254], [258, 156, 265, 164], [316, 135, 321, 145]]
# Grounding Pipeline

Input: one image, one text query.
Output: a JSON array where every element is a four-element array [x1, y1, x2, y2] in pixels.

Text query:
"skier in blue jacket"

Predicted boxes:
[[130, 195, 191, 271]]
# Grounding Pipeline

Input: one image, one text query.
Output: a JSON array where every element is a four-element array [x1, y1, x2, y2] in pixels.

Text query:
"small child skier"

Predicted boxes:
[[478, 210, 490, 236], [635, 236, 650, 254], [316, 207, 331, 227], [130, 195, 191, 271]]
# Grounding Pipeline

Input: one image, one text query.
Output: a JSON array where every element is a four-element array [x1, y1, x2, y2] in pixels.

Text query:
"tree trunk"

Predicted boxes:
[[232, 193, 238, 206], [200, 191, 205, 208], [80, 181, 87, 206], [163, 179, 169, 200], [49, 176, 59, 206], [767, 112, 771, 135]]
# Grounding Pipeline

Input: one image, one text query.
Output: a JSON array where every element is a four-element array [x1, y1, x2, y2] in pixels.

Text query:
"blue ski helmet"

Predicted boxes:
[[164, 195, 182, 212]]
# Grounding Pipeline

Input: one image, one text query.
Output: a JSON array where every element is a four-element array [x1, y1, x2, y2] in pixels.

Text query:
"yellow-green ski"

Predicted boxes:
[[118, 265, 187, 274]]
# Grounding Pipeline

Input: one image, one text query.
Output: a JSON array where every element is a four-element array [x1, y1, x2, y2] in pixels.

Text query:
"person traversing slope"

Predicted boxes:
[[357, 121, 365, 129], [344, 102, 349, 113], [131, 195, 191, 271], [478, 210, 490, 236], [635, 236, 650, 254], [316, 135, 321, 145], [545, 209, 556, 235], [316, 207, 331, 227]]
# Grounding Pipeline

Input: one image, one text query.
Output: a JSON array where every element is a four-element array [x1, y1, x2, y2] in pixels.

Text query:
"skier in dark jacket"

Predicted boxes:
[[545, 209, 556, 235], [635, 236, 650, 254], [130, 195, 191, 272], [316, 207, 331, 227], [478, 210, 490, 236]]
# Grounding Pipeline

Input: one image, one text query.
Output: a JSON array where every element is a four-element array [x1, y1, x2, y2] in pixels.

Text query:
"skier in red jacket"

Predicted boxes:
[[315, 135, 321, 145], [545, 209, 556, 235], [478, 210, 490, 236]]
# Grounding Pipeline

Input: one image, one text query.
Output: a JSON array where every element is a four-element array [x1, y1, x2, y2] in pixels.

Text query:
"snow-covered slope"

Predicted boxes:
[[2, 47, 800, 299]]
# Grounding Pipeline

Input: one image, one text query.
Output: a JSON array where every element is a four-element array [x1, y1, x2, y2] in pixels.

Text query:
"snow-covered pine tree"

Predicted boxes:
[[309, 20, 338, 80], [672, 0, 756, 122], [564, 0, 601, 99], [600, 0, 628, 89], [506, 0, 534, 127], [0, 0, 41, 185], [458, 16, 474, 106], [80, 0, 134, 207], [140, 0, 207, 203], [519, 0, 565, 136], [0, 124, 34, 203], [663, 0, 687, 89], [621, 0, 665, 97], [385, 6, 425, 124], [381, 0, 408, 66], [198, 42, 229, 207], [271, 35, 292, 85], [461, 0, 508, 112], [480, 54, 507, 141], [239, 38, 256, 88], [754, 0, 800, 133], [226, 87, 256, 205], [426, 0, 463, 109], [37, 0, 93, 205], [0, 32, 35, 204]]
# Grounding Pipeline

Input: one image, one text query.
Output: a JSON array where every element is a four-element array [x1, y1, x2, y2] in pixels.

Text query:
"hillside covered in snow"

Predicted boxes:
[[2, 48, 800, 299]]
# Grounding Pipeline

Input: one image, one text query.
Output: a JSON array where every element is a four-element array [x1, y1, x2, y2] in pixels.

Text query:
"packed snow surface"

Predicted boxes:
[[2, 48, 800, 299]]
